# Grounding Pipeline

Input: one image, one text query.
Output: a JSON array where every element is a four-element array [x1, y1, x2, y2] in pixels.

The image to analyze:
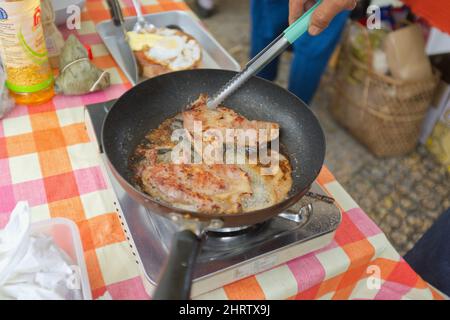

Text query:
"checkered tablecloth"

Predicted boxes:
[[0, 0, 446, 300]]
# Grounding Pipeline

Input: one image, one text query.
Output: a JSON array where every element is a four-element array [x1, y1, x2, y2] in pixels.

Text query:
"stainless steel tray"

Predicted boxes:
[[96, 10, 240, 83]]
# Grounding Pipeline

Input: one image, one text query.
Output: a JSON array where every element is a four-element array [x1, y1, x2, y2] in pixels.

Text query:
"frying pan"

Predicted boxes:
[[102, 69, 326, 299]]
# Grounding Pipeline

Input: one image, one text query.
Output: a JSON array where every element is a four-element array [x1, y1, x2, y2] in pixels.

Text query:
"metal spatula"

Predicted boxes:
[[207, 0, 322, 109], [106, 0, 139, 86]]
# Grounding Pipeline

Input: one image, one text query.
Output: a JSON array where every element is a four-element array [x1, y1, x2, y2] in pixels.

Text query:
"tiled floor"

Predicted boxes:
[[187, 0, 450, 255]]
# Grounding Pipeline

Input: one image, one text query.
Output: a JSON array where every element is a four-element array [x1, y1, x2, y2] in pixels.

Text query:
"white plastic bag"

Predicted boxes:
[[0, 202, 83, 300]]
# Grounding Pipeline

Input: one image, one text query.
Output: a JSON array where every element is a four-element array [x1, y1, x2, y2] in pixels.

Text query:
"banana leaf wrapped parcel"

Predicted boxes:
[[55, 35, 110, 95]]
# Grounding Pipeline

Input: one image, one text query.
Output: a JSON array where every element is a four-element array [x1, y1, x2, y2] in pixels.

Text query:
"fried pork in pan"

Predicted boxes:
[[131, 95, 293, 214]]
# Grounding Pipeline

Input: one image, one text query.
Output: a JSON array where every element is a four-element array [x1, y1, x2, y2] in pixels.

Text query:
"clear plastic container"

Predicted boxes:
[[30, 218, 92, 300]]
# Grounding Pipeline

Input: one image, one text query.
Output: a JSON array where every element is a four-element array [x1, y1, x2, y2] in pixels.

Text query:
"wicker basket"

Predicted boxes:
[[331, 23, 439, 157]]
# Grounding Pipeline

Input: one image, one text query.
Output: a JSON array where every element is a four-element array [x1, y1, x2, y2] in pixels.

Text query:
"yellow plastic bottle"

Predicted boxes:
[[0, 0, 54, 105]]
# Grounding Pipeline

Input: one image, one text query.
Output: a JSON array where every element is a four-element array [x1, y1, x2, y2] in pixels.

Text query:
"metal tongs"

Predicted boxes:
[[207, 0, 322, 109]]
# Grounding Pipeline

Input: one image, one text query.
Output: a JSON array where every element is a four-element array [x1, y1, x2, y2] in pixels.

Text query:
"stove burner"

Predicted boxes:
[[85, 100, 342, 297], [206, 223, 265, 238], [305, 192, 335, 204]]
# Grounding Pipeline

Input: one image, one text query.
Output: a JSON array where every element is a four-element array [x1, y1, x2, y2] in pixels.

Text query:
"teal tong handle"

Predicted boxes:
[[283, 0, 322, 43], [207, 0, 322, 109]]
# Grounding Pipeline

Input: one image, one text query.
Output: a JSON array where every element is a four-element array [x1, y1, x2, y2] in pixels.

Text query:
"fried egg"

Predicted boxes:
[[147, 35, 186, 63], [169, 39, 201, 70], [146, 34, 201, 71], [127, 31, 165, 51], [128, 27, 202, 71]]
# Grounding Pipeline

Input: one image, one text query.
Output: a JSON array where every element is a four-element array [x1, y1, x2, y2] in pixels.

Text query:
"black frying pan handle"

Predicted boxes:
[[153, 230, 201, 300], [107, 0, 124, 27]]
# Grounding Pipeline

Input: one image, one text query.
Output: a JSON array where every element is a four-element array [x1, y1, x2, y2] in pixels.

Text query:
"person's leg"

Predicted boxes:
[[250, 0, 289, 81], [404, 208, 450, 296], [289, 11, 350, 104]]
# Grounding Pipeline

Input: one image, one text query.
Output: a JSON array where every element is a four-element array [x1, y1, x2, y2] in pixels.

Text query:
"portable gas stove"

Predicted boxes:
[[85, 100, 342, 298]]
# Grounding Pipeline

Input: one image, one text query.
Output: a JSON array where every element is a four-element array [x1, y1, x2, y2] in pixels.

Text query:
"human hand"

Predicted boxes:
[[289, 0, 357, 35]]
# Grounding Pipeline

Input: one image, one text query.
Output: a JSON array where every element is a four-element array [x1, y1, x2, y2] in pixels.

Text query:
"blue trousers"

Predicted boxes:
[[250, 0, 349, 104], [404, 208, 450, 297]]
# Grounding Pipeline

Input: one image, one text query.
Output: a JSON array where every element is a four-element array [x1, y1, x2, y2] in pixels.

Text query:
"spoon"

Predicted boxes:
[[207, 0, 322, 109], [131, 0, 156, 33]]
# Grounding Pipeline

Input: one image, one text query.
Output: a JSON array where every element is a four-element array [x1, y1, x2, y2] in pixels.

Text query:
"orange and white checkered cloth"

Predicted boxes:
[[0, 0, 446, 300]]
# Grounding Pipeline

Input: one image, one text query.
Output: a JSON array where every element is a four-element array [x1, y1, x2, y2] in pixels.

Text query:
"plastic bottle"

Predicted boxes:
[[0, 0, 54, 105]]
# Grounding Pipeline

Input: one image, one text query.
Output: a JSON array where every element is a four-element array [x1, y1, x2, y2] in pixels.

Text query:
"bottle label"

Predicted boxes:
[[0, 0, 53, 93]]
